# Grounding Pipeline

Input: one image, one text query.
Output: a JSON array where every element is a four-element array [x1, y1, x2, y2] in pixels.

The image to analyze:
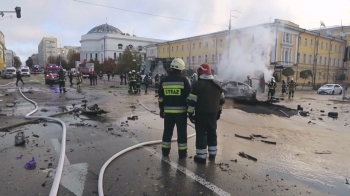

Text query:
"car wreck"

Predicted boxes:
[[221, 80, 257, 101]]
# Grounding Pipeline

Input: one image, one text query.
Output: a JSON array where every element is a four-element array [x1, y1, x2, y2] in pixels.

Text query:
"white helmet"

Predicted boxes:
[[291, 78, 294, 81], [132, 70, 135, 73], [170, 58, 185, 71]]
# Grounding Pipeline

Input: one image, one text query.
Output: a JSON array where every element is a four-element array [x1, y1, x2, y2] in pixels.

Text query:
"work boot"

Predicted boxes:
[[162, 148, 170, 157], [194, 155, 206, 164], [178, 150, 187, 159]]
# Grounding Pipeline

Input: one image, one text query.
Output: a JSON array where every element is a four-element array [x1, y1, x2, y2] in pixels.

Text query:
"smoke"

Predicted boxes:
[[217, 25, 276, 83]]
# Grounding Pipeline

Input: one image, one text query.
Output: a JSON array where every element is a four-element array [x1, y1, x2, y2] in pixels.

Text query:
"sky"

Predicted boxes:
[[1, 0, 350, 62]]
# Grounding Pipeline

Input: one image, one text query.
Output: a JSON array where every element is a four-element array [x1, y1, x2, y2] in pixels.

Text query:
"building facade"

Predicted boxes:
[[0, 31, 5, 70], [38, 37, 58, 66], [80, 23, 166, 64], [152, 19, 347, 85], [5, 50, 14, 67], [31, 53, 39, 65]]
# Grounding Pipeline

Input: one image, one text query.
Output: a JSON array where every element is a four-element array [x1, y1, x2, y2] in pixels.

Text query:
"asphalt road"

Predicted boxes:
[[0, 74, 348, 196]]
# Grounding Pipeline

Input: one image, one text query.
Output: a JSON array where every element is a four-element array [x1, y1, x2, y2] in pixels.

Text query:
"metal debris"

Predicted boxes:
[[238, 152, 257, 162], [235, 134, 253, 140], [261, 140, 277, 145]]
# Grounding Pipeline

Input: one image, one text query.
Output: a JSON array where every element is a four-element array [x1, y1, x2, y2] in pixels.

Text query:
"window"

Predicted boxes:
[[211, 54, 215, 63], [297, 53, 300, 63], [198, 55, 201, 64], [212, 40, 216, 47], [283, 33, 292, 44], [309, 55, 312, 64], [176, 46, 178, 51], [333, 58, 336, 66], [319, 72, 322, 79], [204, 55, 208, 63], [181, 45, 184, 51], [199, 43, 201, 48], [298, 37, 301, 44], [192, 43, 195, 49], [118, 44, 123, 49], [205, 42, 208, 47], [303, 54, 306, 64], [192, 56, 195, 64], [304, 38, 307, 45], [220, 39, 223, 46], [95, 53, 97, 59], [114, 53, 116, 59], [311, 39, 313, 46], [282, 48, 292, 62], [326, 43, 328, 50], [163, 48, 165, 53], [138, 46, 142, 51], [334, 45, 337, 51], [319, 57, 322, 65], [325, 57, 327, 65], [219, 54, 222, 62], [321, 42, 323, 49], [90, 53, 92, 59], [129, 45, 133, 49], [186, 56, 189, 64]]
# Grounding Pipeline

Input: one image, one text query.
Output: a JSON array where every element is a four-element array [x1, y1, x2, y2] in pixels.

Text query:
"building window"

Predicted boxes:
[[211, 54, 215, 63], [333, 58, 336, 66], [311, 40, 313, 46], [303, 54, 306, 64], [138, 46, 142, 51], [163, 48, 165, 53], [204, 55, 208, 63], [319, 72, 322, 79], [283, 33, 292, 44], [205, 42, 208, 48], [338, 59, 340, 67], [90, 53, 92, 59], [95, 53, 97, 59], [304, 38, 307, 45], [186, 56, 189, 64], [181, 45, 184, 51], [192, 43, 195, 49], [309, 55, 312, 64], [282, 48, 291, 63], [321, 42, 323, 49], [114, 53, 116, 60], [199, 43, 201, 48], [325, 57, 327, 65], [326, 43, 328, 50], [118, 44, 123, 49], [129, 44, 133, 49], [319, 57, 322, 65], [192, 56, 195, 64], [219, 54, 222, 62], [297, 53, 300, 63], [212, 40, 215, 47], [335, 45, 337, 51], [176, 46, 178, 51], [220, 39, 223, 46], [198, 55, 201, 64]]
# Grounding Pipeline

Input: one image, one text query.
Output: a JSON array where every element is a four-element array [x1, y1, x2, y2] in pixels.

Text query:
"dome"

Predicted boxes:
[[87, 23, 124, 34]]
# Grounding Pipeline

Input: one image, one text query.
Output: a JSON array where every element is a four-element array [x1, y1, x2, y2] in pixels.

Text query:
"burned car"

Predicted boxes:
[[221, 80, 257, 100]]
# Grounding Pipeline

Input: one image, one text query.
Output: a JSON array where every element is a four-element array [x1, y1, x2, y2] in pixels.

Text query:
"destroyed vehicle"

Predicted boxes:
[[222, 80, 257, 100], [80, 104, 108, 115]]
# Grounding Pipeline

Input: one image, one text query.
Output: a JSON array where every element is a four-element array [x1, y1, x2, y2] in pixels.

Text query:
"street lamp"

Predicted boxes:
[[227, 10, 241, 61]]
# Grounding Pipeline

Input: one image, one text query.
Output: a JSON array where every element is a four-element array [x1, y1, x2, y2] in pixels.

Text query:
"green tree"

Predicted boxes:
[[299, 69, 313, 90], [282, 67, 295, 78], [25, 57, 34, 68], [14, 56, 22, 67], [47, 56, 57, 64], [116, 46, 142, 74], [67, 51, 80, 68]]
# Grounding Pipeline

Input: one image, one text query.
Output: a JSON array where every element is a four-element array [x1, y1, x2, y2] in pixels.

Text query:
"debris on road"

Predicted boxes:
[[261, 140, 277, 145], [80, 104, 108, 115], [238, 152, 257, 162], [69, 123, 85, 127], [299, 111, 309, 117], [251, 134, 267, 139], [108, 127, 113, 131], [15, 132, 25, 146], [16, 155, 23, 159], [24, 157, 36, 170], [346, 178, 349, 185], [297, 105, 303, 111], [315, 150, 332, 154], [127, 116, 138, 120], [32, 134, 40, 138], [235, 134, 253, 140], [328, 112, 338, 118]]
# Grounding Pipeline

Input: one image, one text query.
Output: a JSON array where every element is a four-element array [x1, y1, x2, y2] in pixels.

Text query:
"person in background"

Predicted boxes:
[[144, 73, 150, 94], [58, 69, 67, 93], [68, 71, 73, 86], [107, 72, 111, 81], [76, 71, 82, 91], [120, 74, 124, 85], [281, 80, 287, 96], [136, 72, 142, 94], [287, 78, 297, 99], [16, 69, 24, 86], [266, 77, 277, 100], [89, 72, 94, 86], [94, 72, 98, 85], [245, 75, 252, 87]]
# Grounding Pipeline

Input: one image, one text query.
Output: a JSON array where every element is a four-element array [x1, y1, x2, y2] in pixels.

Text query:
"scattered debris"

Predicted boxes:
[[69, 123, 85, 127], [230, 159, 237, 163], [81, 104, 108, 115], [41, 181, 46, 187], [299, 111, 309, 117], [127, 116, 138, 120], [5, 104, 15, 107], [346, 178, 349, 185], [315, 150, 332, 154], [41, 108, 48, 112], [32, 134, 40, 138], [297, 105, 303, 111], [238, 152, 257, 162], [261, 140, 277, 145], [15, 132, 25, 146], [108, 127, 113, 131], [251, 134, 267, 139], [16, 155, 23, 159], [279, 109, 290, 118], [24, 157, 36, 170], [328, 112, 338, 118], [235, 134, 253, 140], [320, 110, 325, 113], [43, 123, 48, 127]]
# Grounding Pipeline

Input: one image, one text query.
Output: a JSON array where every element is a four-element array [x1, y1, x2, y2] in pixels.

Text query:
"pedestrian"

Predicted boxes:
[[187, 63, 225, 164], [266, 77, 277, 100], [112, 72, 114, 80], [136, 72, 142, 94], [107, 72, 110, 81], [129, 70, 137, 94], [124, 72, 127, 85], [154, 74, 160, 94], [120, 74, 124, 85], [58, 69, 67, 93], [15, 69, 24, 86], [287, 78, 297, 99], [282, 80, 287, 96], [94, 72, 98, 85], [89, 72, 94, 86], [144, 74, 150, 94], [158, 58, 191, 159], [245, 75, 252, 87], [68, 71, 73, 86]]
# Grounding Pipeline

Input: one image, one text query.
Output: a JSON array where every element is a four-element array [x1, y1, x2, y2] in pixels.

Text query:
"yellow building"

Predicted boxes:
[[0, 31, 5, 70], [152, 19, 348, 85]]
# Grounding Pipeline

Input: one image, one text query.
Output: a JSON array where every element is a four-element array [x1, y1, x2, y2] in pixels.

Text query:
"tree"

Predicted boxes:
[[67, 51, 80, 69], [282, 67, 295, 78], [25, 57, 34, 68], [99, 58, 116, 73], [14, 56, 22, 67], [299, 69, 313, 90], [116, 46, 142, 74], [47, 56, 57, 64]]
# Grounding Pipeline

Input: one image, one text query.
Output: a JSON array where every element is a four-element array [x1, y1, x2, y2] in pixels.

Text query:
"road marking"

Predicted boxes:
[[127, 136, 231, 196], [42, 139, 88, 196]]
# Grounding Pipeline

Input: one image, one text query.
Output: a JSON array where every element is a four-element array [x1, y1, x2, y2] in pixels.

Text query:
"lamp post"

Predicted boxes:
[[227, 10, 240, 61]]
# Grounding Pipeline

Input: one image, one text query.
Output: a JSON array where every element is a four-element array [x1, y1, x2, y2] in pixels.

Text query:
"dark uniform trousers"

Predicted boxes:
[[136, 83, 141, 94], [59, 81, 66, 93], [194, 112, 218, 157], [155, 82, 159, 94], [162, 113, 188, 156]]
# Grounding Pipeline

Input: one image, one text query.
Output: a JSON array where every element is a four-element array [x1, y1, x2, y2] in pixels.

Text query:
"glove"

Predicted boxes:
[[160, 110, 165, 119], [188, 113, 195, 124], [217, 111, 221, 120]]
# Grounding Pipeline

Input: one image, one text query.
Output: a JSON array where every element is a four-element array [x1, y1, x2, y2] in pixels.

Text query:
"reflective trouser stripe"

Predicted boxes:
[[178, 143, 187, 150], [187, 106, 195, 113], [219, 105, 223, 111], [158, 97, 163, 102], [196, 149, 207, 158], [187, 93, 197, 101], [221, 92, 225, 99], [162, 142, 171, 149], [208, 146, 217, 155], [164, 106, 186, 113]]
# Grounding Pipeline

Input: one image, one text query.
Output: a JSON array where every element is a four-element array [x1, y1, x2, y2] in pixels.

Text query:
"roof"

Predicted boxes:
[[87, 23, 124, 35]]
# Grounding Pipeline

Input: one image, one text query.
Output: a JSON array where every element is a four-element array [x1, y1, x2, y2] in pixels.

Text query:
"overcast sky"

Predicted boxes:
[[1, 0, 350, 62]]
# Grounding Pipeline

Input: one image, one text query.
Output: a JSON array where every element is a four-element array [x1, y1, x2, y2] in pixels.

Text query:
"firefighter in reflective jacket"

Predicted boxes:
[[158, 58, 191, 158], [129, 70, 137, 94], [136, 72, 142, 94], [266, 77, 277, 100], [187, 63, 225, 164]]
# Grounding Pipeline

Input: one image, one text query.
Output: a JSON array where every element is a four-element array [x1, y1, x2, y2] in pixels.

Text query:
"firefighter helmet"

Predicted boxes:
[[132, 70, 135, 73], [291, 78, 294, 81], [170, 58, 185, 71], [197, 63, 212, 75]]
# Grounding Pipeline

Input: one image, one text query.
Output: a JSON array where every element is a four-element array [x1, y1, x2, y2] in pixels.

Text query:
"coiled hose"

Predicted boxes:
[[98, 100, 196, 196], [18, 87, 67, 196]]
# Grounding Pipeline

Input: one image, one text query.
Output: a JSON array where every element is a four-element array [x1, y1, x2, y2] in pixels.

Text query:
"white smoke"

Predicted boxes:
[[217, 25, 276, 83]]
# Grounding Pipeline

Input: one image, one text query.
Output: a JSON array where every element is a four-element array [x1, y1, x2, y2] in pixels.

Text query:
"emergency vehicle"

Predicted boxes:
[[44, 64, 62, 85]]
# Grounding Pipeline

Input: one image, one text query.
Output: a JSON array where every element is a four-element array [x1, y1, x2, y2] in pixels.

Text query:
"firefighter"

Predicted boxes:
[[68, 71, 73, 86], [76, 72, 82, 91], [187, 63, 225, 164], [281, 80, 287, 96], [154, 74, 160, 94], [287, 78, 297, 99], [144, 73, 150, 94], [136, 72, 142, 94], [130, 70, 137, 94], [15, 69, 24, 86], [266, 77, 277, 100], [89, 72, 94, 86], [93, 72, 98, 85], [246, 75, 252, 87], [160, 73, 165, 82], [58, 69, 67, 93], [158, 58, 191, 159]]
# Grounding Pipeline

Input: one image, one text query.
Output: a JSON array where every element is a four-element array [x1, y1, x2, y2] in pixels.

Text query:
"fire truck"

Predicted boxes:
[[44, 64, 62, 85]]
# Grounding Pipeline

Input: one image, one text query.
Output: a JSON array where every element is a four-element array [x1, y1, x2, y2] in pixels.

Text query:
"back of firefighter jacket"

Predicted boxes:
[[188, 79, 224, 114], [158, 74, 191, 114]]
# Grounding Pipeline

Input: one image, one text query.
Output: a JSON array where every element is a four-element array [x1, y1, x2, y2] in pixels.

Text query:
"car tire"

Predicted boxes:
[[339, 90, 342, 95], [331, 90, 334, 95]]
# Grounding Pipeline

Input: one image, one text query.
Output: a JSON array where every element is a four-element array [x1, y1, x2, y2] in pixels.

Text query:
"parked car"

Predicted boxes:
[[317, 84, 343, 95], [1, 70, 14, 79], [141, 75, 152, 85]]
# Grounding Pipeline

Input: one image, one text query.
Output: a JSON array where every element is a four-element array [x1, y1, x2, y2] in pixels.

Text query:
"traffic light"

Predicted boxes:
[[15, 7, 21, 18]]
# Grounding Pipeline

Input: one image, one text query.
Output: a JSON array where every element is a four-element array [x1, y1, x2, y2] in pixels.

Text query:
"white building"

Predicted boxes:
[[38, 37, 58, 66], [5, 50, 14, 67], [80, 23, 166, 63]]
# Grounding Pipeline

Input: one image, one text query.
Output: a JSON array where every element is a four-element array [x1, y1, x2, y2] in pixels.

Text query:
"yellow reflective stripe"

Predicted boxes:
[[187, 106, 195, 113], [187, 93, 197, 101], [158, 97, 163, 102], [163, 82, 184, 85], [162, 145, 171, 149], [219, 105, 223, 111], [221, 92, 225, 99], [164, 109, 186, 113], [179, 146, 187, 150], [163, 85, 184, 89]]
